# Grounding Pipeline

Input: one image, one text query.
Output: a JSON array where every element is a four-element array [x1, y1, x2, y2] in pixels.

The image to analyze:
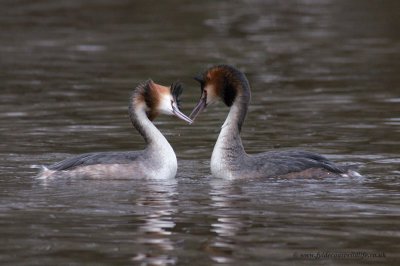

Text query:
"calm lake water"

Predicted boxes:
[[1, 0, 399, 265]]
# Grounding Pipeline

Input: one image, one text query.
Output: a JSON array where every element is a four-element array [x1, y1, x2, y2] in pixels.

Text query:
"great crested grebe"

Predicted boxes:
[[38, 80, 192, 179], [190, 65, 361, 179]]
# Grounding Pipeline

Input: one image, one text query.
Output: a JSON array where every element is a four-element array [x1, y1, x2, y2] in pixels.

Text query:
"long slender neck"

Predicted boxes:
[[213, 84, 250, 159], [129, 102, 171, 151], [211, 85, 250, 179], [226, 89, 250, 133], [127, 94, 177, 179], [221, 94, 249, 151]]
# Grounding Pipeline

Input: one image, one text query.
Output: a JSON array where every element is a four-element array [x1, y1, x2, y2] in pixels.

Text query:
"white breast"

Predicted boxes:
[[151, 144, 177, 179]]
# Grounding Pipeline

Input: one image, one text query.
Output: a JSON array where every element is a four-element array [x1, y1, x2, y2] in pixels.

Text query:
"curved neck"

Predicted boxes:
[[226, 89, 250, 133], [211, 92, 249, 178], [213, 85, 250, 159], [221, 67, 251, 133], [220, 92, 249, 149], [129, 102, 170, 150]]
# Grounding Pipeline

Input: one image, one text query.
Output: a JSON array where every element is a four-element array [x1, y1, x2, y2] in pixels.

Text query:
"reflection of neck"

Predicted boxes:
[[138, 180, 177, 255]]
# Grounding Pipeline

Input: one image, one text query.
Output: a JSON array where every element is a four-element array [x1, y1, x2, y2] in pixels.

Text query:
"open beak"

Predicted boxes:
[[172, 105, 193, 124], [189, 94, 207, 121]]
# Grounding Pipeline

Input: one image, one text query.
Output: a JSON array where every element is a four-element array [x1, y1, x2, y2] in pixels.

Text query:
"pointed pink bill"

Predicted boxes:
[[189, 95, 207, 121], [172, 105, 193, 124]]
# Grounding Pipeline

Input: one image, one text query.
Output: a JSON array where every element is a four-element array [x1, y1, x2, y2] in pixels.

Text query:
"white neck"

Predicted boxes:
[[133, 107, 177, 178], [211, 103, 246, 179]]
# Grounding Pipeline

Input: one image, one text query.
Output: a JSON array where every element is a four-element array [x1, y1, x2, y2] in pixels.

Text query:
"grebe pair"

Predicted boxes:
[[39, 65, 360, 179]]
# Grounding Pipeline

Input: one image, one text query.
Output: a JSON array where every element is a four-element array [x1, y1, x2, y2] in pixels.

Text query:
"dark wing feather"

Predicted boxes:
[[252, 150, 345, 176], [48, 151, 143, 171]]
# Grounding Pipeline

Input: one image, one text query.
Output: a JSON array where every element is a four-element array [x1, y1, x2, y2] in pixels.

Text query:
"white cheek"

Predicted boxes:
[[205, 85, 219, 105], [159, 95, 174, 115]]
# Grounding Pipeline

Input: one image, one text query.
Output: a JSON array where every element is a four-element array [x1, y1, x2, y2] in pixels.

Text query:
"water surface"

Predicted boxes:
[[1, 0, 399, 265]]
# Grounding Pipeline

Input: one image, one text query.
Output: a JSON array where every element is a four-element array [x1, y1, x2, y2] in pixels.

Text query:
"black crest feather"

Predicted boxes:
[[170, 81, 183, 110], [194, 74, 204, 85]]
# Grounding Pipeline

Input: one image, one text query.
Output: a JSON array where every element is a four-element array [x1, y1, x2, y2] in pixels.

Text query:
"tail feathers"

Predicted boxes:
[[34, 165, 56, 179], [341, 170, 363, 178], [340, 164, 363, 178]]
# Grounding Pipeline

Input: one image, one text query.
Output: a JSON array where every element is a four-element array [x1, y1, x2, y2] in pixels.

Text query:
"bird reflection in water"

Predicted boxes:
[[205, 179, 251, 263], [131, 179, 177, 265]]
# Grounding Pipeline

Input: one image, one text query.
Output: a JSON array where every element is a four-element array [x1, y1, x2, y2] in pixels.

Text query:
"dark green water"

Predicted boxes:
[[1, 0, 399, 265]]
